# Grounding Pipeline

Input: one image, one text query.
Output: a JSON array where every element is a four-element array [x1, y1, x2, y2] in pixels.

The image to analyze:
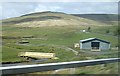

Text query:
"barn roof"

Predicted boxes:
[[80, 38, 110, 44]]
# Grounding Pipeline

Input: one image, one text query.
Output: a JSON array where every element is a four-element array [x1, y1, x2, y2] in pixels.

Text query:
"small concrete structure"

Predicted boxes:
[[80, 38, 110, 51], [18, 40, 29, 44], [82, 30, 86, 33], [74, 43, 80, 48]]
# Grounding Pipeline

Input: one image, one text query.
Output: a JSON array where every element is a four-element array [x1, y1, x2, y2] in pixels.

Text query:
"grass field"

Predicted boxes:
[[2, 25, 118, 62]]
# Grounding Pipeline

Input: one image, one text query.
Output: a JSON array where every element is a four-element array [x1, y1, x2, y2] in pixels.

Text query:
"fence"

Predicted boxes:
[[1, 58, 120, 75]]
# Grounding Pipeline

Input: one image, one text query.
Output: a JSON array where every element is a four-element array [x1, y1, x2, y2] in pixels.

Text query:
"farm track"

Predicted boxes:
[[17, 43, 79, 55], [79, 50, 119, 55]]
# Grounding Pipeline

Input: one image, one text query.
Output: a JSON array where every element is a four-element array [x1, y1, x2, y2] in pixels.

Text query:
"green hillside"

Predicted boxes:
[[2, 11, 118, 62], [2, 11, 114, 27]]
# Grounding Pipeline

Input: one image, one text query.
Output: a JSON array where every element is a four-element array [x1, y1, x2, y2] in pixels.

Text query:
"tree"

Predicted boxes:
[[106, 29, 110, 34], [113, 28, 120, 36], [87, 27, 91, 32]]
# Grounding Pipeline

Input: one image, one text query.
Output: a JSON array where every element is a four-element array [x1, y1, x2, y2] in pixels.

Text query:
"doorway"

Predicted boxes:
[[91, 42, 100, 49]]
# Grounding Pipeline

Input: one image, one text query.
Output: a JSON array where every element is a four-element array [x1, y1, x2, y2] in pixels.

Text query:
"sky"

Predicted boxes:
[[0, 1, 118, 19]]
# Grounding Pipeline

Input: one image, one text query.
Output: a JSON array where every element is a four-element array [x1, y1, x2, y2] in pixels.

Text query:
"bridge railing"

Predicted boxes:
[[0, 58, 120, 75]]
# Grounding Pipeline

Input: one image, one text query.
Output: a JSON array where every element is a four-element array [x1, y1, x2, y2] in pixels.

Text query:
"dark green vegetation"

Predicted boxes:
[[72, 14, 118, 25], [1, 11, 119, 74]]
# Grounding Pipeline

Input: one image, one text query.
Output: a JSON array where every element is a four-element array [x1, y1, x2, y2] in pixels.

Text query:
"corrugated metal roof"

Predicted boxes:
[[80, 38, 96, 42], [80, 38, 110, 44]]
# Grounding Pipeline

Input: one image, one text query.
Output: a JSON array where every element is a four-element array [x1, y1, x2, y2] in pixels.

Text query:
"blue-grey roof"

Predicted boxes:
[[80, 38, 110, 44]]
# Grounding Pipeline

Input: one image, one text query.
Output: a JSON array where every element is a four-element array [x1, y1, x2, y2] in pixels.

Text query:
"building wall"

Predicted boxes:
[[99, 42, 110, 50], [80, 40, 110, 50], [80, 41, 91, 50]]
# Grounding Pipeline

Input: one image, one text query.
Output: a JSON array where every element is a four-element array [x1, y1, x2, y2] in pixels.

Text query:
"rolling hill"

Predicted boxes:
[[2, 11, 118, 62], [2, 11, 116, 27], [72, 14, 118, 25], [1, 11, 119, 74]]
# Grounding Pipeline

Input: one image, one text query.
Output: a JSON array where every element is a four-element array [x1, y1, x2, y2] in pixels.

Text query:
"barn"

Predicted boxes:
[[80, 38, 110, 50]]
